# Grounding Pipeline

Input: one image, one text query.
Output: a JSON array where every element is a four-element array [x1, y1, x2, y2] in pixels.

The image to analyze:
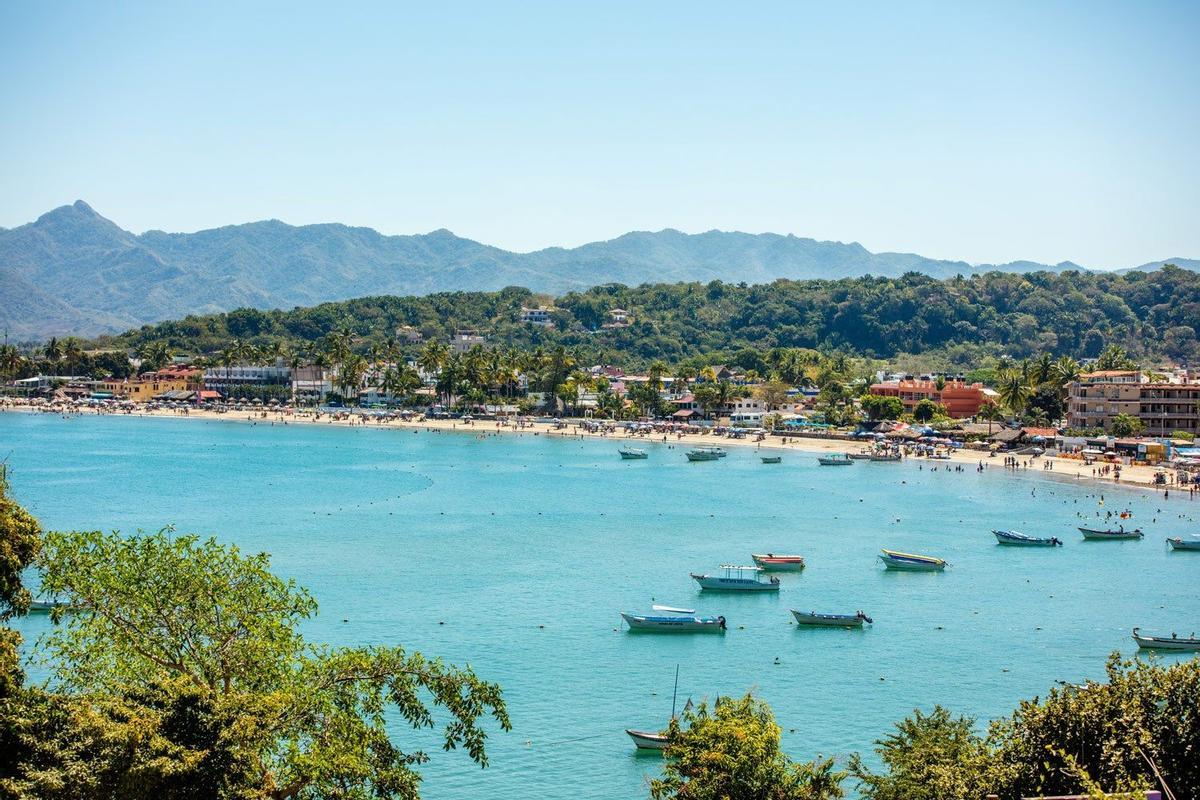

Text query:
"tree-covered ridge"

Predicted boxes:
[[97, 265, 1200, 366]]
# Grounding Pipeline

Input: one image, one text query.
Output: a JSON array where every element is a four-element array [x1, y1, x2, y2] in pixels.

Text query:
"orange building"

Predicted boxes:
[[868, 379, 986, 418]]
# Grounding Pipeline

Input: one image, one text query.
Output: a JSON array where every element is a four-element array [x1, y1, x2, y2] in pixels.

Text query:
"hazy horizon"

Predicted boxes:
[[3, 1, 1198, 269]]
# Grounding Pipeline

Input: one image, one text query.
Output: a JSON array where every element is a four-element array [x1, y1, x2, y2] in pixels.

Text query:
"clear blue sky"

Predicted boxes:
[[2, 1, 1197, 268]]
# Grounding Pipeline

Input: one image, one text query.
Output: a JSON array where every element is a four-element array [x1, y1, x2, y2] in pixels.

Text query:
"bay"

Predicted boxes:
[[4, 412, 1198, 798]]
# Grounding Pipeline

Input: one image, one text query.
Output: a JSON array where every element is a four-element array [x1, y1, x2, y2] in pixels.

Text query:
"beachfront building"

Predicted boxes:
[[868, 378, 986, 418], [98, 368, 201, 401], [1065, 370, 1143, 431], [292, 365, 334, 405], [1138, 383, 1200, 436], [204, 365, 292, 400]]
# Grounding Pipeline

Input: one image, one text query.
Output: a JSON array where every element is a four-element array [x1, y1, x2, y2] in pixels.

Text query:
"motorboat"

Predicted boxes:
[[761, 456, 782, 464], [690, 564, 781, 591], [791, 610, 873, 628], [1166, 536, 1200, 551], [869, 453, 902, 462], [1078, 526, 1144, 540], [751, 553, 805, 571], [619, 447, 648, 459], [686, 449, 720, 462], [621, 612, 726, 633], [993, 530, 1063, 547], [1131, 627, 1200, 651], [879, 549, 947, 571], [817, 453, 853, 466]]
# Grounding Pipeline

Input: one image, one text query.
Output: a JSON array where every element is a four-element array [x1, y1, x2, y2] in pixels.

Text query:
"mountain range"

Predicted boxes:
[[2, 200, 1196, 340]]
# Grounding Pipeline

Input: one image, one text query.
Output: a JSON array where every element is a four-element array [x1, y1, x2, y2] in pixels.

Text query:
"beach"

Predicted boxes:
[[1, 399, 1186, 493]]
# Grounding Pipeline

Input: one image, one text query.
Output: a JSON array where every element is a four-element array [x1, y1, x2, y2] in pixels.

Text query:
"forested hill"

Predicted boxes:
[[98, 266, 1200, 367], [5, 200, 1194, 340]]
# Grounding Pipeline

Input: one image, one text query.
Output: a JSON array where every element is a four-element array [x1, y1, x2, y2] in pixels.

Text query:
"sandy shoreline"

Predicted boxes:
[[3, 402, 1183, 495]]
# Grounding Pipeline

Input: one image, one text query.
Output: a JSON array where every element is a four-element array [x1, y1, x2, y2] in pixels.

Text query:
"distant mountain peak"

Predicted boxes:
[[1, 202, 1195, 341]]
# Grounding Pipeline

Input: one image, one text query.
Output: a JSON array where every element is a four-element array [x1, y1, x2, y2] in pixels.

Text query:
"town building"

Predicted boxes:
[[1065, 371, 1143, 431], [602, 308, 631, 328], [1138, 383, 1200, 437], [867, 379, 986, 418], [519, 307, 554, 326], [451, 330, 486, 353], [292, 365, 334, 404], [203, 365, 293, 397], [97, 368, 202, 401]]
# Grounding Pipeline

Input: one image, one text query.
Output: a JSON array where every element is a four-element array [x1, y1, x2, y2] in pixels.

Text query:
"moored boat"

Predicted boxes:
[[619, 447, 648, 459], [993, 529, 1063, 547], [28, 599, 75, 613], [869, 453, 902, 462], [621, 612, 726, 632], [847, 452, 873, 460], [791, 609, 873, 628], [690, 564, 781, 591], [1079, 526, 1144, 540], [1166, 536, 1200, 551], [879, 549, 947, 571], [761, 456, 782, 464], [751, 553, 806, 571], [626, 728, 671, 750], [817, 453, 853, 466], [686, 449, 720, 462], [1132, 627, 1200, 651]]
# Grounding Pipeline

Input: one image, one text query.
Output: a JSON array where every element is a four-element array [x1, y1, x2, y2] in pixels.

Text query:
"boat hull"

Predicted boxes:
[[686, 452, 720, 462], [751, 554, 805, 571], [619, 450, 648, 459], [1079, 527, 1143, 540], [879, 550, 946, 571], [817, 456, 852, 466], [621, 613, 726, 633], [1167, 537, 1200, 551], [1133, 633, 1200, 651], [761, 456, 782, 464], [690, 574, 780, 591], [869, 455, 901, 462], [626, 729, 670, 750], [791, 610, 867, 628], [993, 530, 1061, 547]]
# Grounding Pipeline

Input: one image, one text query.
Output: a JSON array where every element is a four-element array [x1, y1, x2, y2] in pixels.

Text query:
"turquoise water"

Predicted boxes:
[[4, 412, 1199, 797]]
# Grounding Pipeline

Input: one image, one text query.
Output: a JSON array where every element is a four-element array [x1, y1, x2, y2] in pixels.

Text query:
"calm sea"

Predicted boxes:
[[4, 413, 1198, 798]]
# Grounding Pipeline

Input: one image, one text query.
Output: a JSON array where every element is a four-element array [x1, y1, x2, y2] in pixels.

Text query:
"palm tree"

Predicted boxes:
[[137, 341, 172, 372], [44, 337, 63, 374], [995, 369, 1031, 416], [1030, 352, 1055, 387], [337, 353, 368, 405], [418, 341, 450, 379], [0, 345, 26, 380], [977, 400, 1003, 434], [62, 337, 85, 375]]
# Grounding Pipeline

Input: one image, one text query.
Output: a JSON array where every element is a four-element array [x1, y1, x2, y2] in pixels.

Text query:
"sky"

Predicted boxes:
[[1, 1, 1197, 268]]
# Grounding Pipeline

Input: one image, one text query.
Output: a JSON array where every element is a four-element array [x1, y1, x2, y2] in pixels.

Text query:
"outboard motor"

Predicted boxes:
[[718, 616, 727, 630]]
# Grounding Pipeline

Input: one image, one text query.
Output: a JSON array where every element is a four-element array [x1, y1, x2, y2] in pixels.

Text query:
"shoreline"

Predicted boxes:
[[1, 402, 1182, 495]]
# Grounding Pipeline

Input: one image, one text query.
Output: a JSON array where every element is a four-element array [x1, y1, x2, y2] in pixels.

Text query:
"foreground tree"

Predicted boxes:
[[13, 529, 510, 799], [650, 694, 845, 800], [852, 654, 1197, 800], [0, 469, 42, 697]]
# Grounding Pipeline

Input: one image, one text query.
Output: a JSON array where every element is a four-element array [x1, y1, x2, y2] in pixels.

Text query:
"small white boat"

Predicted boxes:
[[686, 449, 720, 462], [1132, 627, 1200, 651], [993, 530, 1062, 547], [621, 612, 727, 632], [847, 452, 873, 460], [817, 453, 853, 466], [619, 447, 648, 459], [792, 610, 873, 628], [1167, 536, 1200, 551], [879, 549, 947, 571], [1079, 526, 1144, 540], [761, 456, 782, 464], [751, 553, 806, 571], [625, 728, 670, 750], [691, 564, 780, 591]]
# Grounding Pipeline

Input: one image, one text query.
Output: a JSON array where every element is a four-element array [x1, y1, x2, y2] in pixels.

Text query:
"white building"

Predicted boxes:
[[519, 307, 554, 326]]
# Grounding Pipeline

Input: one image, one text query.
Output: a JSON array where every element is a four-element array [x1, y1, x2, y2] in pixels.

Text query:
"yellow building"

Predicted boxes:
[[97, 368, 203, 400]]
